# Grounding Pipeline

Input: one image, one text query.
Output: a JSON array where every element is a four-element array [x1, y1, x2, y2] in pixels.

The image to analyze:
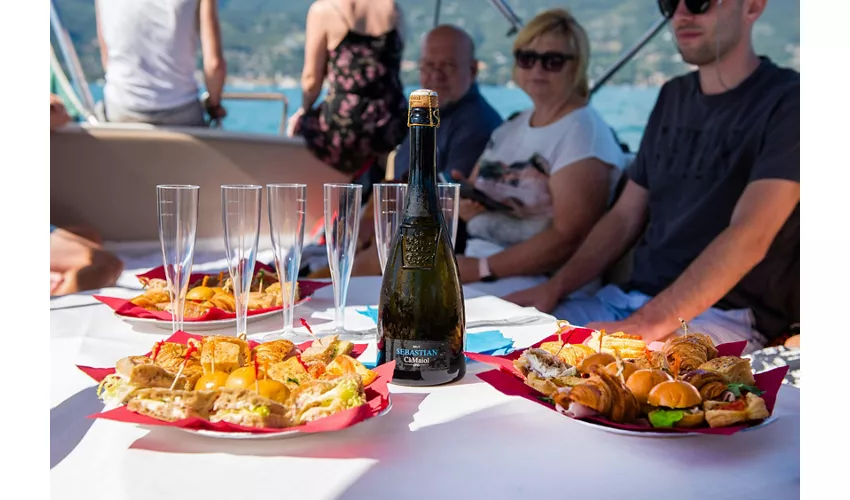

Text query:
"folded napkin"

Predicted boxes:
[[354, 306, 515, 366]]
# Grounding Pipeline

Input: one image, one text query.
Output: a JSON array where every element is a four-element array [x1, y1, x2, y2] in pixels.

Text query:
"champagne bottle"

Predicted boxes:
[[376, 89, 466, 386]]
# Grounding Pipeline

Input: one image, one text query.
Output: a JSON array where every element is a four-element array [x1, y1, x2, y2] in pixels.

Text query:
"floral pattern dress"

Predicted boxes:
[[299, 29, 407, 175]]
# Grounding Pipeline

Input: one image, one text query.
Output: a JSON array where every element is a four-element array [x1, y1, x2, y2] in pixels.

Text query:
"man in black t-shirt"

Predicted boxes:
[[504, 0, 799, 352]]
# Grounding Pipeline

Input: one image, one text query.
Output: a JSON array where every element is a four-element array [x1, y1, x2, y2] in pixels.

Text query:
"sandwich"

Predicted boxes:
[[586, 330, 647, 359], [603, 359, 639, 384], [681, 369, 730, 401], [127, 388, 219, 422], [626, 368, 673, 406], [645, 380, 705, 428], [151, 341, 200, 372], [561, 366, 641, 423], [577, 352, 616, 375], [513, 348, 583, 396], [290, 374, 367, 424], [300, 335, 353, 365], [662, 333, 719, 372], [209, 387, 293, 428], [253, 339, 298, 366], [323, 354, 379, 386], [200, 336, 251, 373], [267, 356, 313, 389], [97, 356, 190, 407], [538, 341, 595, 366], [703, 392, 770, 428], [698, 356, 757, 386]]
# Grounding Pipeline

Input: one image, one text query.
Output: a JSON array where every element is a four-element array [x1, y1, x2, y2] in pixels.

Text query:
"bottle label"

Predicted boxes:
[[401, 226, 439, 269], [387, 339, 450, 372]]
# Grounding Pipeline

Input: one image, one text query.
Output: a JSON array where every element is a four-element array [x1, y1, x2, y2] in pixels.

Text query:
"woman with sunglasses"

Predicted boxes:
[[452, 8, 628, 298]]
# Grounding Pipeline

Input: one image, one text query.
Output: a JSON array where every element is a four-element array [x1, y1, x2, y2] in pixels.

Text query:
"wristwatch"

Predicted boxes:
[[478, 257, 499, 282]]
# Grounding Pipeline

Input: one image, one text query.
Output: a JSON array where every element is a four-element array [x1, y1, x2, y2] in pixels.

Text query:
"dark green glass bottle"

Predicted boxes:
[[376, 89, 466, 386]]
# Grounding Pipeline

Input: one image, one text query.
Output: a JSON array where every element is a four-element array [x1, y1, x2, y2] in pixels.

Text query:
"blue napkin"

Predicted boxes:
[[355, 306, 515, 365]]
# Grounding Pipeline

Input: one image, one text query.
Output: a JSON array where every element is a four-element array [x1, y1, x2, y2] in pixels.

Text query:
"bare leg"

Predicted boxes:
[[51, 228, 123, 295]]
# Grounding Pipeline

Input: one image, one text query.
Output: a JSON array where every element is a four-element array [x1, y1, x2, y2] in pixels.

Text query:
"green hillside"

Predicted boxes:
[[53, 0, 800, 87]]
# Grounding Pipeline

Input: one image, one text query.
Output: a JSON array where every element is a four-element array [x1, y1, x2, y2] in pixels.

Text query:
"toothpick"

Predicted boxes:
[[678, 317, 689, 335], [169, 343, 198, 391], [300, 318, 319, 343], [614, 348, 625, 384], [598, 329, 606, 354], [555, 328, 574, 358]]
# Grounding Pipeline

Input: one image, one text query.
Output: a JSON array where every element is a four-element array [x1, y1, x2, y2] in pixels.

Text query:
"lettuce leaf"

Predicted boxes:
[[727, 383, 764, 398], [649, 409, 685, 428]]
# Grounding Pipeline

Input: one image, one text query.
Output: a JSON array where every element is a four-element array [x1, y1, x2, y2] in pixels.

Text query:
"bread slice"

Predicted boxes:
[[127, 388, 219, 422], [209, 388, 293, 428]]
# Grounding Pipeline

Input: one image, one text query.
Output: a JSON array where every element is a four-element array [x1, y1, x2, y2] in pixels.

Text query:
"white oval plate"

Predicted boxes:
[[144, 398, 393, 440], [115, 308, 283, 332], [567, 415, 779, 438]]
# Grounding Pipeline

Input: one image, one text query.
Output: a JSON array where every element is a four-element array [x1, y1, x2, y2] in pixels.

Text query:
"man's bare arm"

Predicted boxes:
[[548, 179, 650, 297], [199, 0, 227, 107], [629, 179, 800, 337]]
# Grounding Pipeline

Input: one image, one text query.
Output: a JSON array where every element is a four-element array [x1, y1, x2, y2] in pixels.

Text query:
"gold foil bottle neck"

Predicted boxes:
[[409, 89, 438, 109]]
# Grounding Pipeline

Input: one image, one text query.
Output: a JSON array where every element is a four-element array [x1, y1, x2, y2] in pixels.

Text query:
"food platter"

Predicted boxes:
[[79, 331, 392, 439], [467, 321, 789, 437], [155, 398, 394, 440], [113, 308, 283, 331]]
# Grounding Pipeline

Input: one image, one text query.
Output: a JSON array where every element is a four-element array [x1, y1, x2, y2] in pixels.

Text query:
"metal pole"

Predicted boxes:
[[433, 0, 442, 27], [590, 16, 670, 96], [486, 0, 523, 36]]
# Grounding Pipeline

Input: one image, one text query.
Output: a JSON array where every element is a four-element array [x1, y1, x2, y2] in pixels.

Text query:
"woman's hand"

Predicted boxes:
[[286, 108, 306, 137], [458, 199, 486, 222]]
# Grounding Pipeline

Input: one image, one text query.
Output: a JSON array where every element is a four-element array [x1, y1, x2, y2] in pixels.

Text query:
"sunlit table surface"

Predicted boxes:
[[50, 276, 800, 500]]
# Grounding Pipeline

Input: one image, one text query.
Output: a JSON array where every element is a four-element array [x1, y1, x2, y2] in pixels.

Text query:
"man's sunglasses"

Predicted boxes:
[[514, 50, 575, 72], [657, 0, 713, 18]]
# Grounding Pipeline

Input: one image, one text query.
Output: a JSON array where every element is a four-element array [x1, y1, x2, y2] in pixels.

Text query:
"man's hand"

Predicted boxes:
[[50, 94, 71, 130], [585, 318, 673, 344], [502, 282, 561, 314]]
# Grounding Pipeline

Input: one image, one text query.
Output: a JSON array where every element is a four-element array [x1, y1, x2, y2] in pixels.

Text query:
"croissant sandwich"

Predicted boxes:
[[662, 333, 718, 372], [538, 341, 595, 367], [698, 356, 757, 386], [560, 366, 641, 423], [682, 369, 730, 401], [253, 339, 298, 367]]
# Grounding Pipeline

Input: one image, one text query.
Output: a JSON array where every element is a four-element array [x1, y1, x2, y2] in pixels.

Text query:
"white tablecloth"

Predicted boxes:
[[50, 277, 800, 500]]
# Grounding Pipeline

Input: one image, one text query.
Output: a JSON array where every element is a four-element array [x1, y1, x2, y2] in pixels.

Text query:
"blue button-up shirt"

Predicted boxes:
[[393, 84, 503, 181]]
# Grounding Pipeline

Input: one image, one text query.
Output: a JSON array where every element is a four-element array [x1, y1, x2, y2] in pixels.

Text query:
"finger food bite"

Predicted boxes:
[[210, 388, 293, 428], [225, 366, 261, 390], [324, 354, 379, 386], [300, 335, 353, 365], [200, 336, 251, 373], [703, 392, 770, 428], [290, 374, 367, 424], [97, 356, 189, 406], [681, 369, 730, 401], [538, 341, 595, 366], [255, 379, 290, 403], [562, 366, 641, 423], [698, 356, 757, 386], [625, 368, 672, 405], [513, 348, 583, 396], [586, 330, 647, 359], [577, 352, 616, 375], [195, 371, 230, 391], [127, 388, 218, 422], [646, 380, 705, 428], [604, 360, 639, 382], [253, 339, 298, 366], [267, 357, 312, 390], [662, 332, 719, 371]]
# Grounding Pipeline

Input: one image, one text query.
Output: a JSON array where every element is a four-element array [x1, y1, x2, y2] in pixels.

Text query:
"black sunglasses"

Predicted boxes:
[[657, 0, 713, 18], [514, 50, 575, 72]]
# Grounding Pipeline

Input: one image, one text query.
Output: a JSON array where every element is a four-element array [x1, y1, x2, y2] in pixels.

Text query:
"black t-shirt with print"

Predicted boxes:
[[625, 57, 800, 341]]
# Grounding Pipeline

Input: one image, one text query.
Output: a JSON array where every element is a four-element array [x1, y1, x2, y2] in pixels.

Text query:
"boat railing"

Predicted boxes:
[[205, 92, 290, 135]]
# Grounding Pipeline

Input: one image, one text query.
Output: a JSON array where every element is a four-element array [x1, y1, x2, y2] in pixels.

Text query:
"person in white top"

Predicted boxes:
[[451, 8, 628, 297], [95, 0, 227, 126]]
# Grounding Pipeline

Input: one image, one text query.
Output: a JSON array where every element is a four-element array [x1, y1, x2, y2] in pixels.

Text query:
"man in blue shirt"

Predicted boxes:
[[392, 25, 503, 181], [330, 24, 502, 278]]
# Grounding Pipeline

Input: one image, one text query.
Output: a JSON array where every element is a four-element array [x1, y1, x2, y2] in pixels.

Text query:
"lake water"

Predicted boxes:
[[88, 83, 660, 152]]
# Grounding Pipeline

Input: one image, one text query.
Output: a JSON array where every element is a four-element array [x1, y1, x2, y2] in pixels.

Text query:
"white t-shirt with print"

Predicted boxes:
[[475, 105, 629, 207]]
